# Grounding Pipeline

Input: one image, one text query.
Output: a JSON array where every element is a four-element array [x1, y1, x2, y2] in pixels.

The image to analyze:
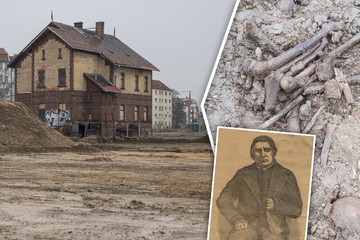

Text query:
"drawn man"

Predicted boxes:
[[216, 135, 302, 240]]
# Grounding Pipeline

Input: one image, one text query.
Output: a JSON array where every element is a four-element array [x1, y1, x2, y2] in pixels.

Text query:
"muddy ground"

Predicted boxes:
[[0, 132, 214, 240]]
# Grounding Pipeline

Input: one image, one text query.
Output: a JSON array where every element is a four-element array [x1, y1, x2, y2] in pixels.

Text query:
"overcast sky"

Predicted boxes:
[[0, 0, 237, 104]]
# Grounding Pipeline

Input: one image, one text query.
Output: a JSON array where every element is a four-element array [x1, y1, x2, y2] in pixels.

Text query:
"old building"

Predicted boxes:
[[0, 48, 15, 101], [152, 80, 172, 129], [9, 21, 159, 137]]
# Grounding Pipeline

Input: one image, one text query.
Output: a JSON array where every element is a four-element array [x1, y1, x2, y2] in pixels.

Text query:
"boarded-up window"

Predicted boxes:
[[120, 105, 125, 121], [144, 106, 148, 121], [134, 106, 139, 121], [59, 103, 66, 110]]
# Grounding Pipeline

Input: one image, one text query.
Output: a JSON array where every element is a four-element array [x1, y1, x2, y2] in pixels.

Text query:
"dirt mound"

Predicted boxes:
[[0, 99, 75, 149]]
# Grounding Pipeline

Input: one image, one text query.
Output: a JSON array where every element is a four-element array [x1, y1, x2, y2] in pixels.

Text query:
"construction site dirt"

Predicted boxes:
[[0, 132, 214, 240]]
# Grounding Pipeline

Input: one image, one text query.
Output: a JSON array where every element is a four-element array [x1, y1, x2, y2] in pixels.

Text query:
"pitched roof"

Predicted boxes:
[[0, 48, 9, 62], [152, 80, 172, 91], [9, 22, 159, 71], [84, 73, 122, 93]]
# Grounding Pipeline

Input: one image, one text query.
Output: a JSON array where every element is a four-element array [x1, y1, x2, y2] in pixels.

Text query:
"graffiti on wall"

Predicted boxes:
[[45, 109, 69, 128]]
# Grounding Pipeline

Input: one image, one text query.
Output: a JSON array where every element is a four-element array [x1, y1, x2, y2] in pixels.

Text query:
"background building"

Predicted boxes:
[[152, 80, 172, 129], [0, 48, 15, 101], [182, 96, 199, 125], [9, 21, 158, 137]]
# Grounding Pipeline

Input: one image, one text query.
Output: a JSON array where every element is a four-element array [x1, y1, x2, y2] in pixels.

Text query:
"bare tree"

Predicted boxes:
[[0, 77, 13, 101]]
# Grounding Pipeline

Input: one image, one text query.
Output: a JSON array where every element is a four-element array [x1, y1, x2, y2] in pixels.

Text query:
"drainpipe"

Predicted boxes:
[[114, 121, 118, 138]]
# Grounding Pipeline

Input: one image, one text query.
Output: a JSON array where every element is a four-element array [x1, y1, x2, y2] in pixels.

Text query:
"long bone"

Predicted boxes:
[[264, 42, 322, 110], [245, 20, 282, 55], [280, 38, 328, 93], [316, 32, 360, 81], [242, 22, 343, 78]]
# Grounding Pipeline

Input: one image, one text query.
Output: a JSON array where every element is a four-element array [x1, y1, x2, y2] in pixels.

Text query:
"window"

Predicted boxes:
[[165, 114, 167, 118], [165, 92, 167, 96], [169, 100, 171, 104], [144, 77, 148, 91], [169, 114, 171, 118], [88, 114, 92, 121], [58, 69, 66, 86], [38, 104, 46, 121], [120, 105, 125, 121], [42, 50, 45, 60], [134, 106, 139, 121], [169, 107, 171, 111], [88, 94, 92, 101], [121, 73, 125, 89], [59, 103, 66, 110], [155, 106, 157, 110], [114, 75, 117, 86], [38, 71, 45, 87], [58, 49, 62, 59], [144, 106, 148, 121], [135, 76, 139, 91], [165, 107, 167, 111], [155, 90, 157, 95], [165, 99, 167, 103], [155, 114, 157, 118], [155, 98, 157, 102]]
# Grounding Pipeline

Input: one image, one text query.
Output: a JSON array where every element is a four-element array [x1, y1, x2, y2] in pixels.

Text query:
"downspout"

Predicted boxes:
[[114, 121, 118, 138]]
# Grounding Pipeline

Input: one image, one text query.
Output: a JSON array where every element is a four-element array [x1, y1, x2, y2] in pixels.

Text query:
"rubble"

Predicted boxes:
[[204, 1, 360, 239]]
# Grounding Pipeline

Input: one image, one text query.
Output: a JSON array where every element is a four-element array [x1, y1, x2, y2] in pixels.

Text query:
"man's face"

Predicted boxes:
[[253, 142, 274, 168]]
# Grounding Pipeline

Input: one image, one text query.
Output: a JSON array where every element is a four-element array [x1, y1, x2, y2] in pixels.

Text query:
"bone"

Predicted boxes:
[[303, 82, 325, 95], [242, 22, 343, 77], [320, 123, 337, 166], [330, 30, 344, 44], [334, 68, 354, 104], [290, 74, 318, 99], [286, 105, 300, 132], [316, 32, 360, 81], [265, 71, 284, 111], [259, 95, 304, 129], [288, 37, 328, 76], [245, 20, 282, 55], [281, 62, 318, 92], [303, 106, 325, 134]]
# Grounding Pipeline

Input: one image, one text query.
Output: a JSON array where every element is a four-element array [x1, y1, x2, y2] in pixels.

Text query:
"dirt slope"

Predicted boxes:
[[0, 99, 74, 149]]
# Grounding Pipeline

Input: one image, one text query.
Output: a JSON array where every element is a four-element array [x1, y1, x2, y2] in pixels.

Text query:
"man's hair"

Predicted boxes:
[[250, 135, 277, 159]]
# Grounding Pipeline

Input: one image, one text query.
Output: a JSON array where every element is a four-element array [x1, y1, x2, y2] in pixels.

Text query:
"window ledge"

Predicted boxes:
[[37, 86, 46, 88], [57, 85, 67, 87]]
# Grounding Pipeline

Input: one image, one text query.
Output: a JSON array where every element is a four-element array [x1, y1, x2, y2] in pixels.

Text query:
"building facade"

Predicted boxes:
[[0, 48, 15, 101], [182, 96, 199, 125], [9, 21, 159, 137], [152, 80, 172, 129]]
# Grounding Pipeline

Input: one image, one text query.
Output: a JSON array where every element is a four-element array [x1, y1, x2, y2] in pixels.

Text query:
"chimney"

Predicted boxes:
[[96, 21, 104, 39], [74, 21, 83, 29]]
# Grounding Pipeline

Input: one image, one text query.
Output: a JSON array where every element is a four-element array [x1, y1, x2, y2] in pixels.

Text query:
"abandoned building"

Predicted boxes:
[[8, 21, 159, 137]]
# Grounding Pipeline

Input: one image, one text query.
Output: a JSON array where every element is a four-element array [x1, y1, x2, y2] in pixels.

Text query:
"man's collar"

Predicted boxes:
[[255, 158, 276, 170]]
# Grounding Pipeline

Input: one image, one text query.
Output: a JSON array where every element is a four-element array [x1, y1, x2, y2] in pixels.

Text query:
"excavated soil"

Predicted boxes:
[[0, 99, 75, 149], [204, 1, 360, 239]]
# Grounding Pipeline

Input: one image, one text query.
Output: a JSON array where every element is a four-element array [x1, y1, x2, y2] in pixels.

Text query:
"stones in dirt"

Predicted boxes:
[[324, 79, 341, 99], [331, 197, 360, 232]]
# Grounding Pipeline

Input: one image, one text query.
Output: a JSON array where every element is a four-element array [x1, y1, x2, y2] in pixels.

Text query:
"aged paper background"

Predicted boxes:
[[208, 127, 315, 240]]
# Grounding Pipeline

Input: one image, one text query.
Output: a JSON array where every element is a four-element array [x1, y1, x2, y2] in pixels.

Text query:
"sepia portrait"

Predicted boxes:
[[207, 127, 315, 240]]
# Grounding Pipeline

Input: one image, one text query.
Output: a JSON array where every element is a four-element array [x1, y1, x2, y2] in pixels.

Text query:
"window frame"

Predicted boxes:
[[134, 106, 139, 121], [135, 76, 139, 91], [38, 70, 45, 87], [58, 69, 66, 87], [120, 105, 125, 121]]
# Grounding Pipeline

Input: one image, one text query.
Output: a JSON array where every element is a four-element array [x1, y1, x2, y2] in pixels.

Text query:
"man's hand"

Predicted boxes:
[[234, 218, 249, 230], [266, 198, 274, 210]]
